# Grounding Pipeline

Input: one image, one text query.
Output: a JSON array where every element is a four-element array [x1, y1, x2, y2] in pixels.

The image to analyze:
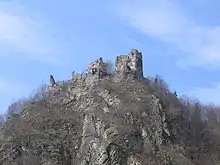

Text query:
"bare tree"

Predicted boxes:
[[0, 114, 5, 127], [5, 99, 24, 119], [29, 84, 50, 102]]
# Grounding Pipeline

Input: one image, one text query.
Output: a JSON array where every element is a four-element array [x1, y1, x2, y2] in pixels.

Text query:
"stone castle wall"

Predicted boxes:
[[86, 57, 108, 78], [49, 49, 144, 86], [115, 49, 143, 78]]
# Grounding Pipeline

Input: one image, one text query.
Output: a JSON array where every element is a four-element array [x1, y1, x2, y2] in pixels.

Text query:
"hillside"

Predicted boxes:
[[0, 49, 220, 165]]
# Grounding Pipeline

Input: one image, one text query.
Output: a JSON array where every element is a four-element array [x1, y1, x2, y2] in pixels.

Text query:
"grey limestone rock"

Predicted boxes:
[[0, 49, 192, 165]]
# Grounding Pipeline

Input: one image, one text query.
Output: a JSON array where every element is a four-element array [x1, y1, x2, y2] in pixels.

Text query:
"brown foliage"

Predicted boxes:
[[1, 75, 220, 164]]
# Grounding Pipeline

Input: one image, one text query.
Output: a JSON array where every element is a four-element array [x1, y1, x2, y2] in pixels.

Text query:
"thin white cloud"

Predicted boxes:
[[114, 0, 220, 69], [186, 83, 220, 105], [0, 2, 65, 65]]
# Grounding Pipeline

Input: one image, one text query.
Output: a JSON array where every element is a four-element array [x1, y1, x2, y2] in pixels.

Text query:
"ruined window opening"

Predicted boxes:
[[92, 68, 97, 75]]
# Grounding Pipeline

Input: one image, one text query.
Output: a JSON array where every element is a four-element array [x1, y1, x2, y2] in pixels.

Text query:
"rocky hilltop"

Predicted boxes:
[[0, 49, 220, 165]]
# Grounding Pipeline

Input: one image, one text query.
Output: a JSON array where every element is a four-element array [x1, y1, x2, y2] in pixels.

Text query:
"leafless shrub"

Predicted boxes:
[[0, 114, 5, 127], [2, 73, 220, 164], [29, 84, 50, 102], [5, 99, 26, 119]]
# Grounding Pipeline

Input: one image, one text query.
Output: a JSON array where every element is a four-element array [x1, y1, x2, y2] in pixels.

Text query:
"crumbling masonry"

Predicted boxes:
[[86, 57, 108, 79], [49, 49, 144, 85], [115, 49, 143, 79]]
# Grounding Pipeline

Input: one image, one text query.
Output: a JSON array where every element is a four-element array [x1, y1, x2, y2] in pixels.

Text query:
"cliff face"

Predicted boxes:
[[0, 50, 217, 165]]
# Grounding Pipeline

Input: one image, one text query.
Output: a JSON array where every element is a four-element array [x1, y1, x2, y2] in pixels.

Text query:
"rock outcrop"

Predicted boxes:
[[0, 49, 203, 165]]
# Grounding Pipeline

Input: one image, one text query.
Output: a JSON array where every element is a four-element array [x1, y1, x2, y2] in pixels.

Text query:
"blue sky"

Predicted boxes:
[[0, 0, 220, 113]]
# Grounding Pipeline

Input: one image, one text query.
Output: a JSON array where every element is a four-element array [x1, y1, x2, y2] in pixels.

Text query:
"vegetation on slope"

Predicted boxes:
[[0, 71, 220, 164]]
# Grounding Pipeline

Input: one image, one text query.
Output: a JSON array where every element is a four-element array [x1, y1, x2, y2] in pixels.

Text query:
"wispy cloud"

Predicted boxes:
[[187, 83, 220, 105], [114, 0, 220, 69], [0, 2, 65, 65]]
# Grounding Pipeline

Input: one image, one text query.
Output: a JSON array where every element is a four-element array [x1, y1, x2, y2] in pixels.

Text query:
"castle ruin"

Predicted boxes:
[[49, 75, 56, 87], [86, 57, 108, 79], [49, 49, 144, 86], [114, 49, 143, 78]]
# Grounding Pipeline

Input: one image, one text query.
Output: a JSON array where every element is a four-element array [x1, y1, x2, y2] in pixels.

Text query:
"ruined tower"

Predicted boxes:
[[86, 57, 108, 79], [49, 75, 56, 87], [115, 49, 143, 78]]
